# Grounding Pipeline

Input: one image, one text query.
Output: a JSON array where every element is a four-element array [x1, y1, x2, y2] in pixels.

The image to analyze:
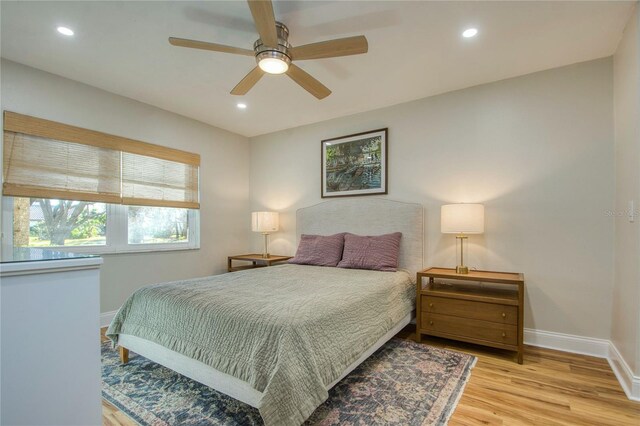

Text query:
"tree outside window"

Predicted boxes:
[[13, 198, 106, 247]]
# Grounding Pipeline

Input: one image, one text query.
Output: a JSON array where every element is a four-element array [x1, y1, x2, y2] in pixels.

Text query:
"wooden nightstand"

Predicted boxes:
[[416, 267, 525, 364], [227, 254, 292, 272]]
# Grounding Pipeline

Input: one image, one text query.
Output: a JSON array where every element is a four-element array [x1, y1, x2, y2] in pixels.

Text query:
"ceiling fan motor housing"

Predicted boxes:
[[254, 22, 292, 67]]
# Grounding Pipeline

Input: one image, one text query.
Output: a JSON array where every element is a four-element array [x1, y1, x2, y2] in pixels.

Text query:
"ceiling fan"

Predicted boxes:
[[168, 0, 368, 99]]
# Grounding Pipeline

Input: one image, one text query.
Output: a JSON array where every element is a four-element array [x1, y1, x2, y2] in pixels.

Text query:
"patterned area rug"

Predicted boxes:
[[102, 338, 476, 426]]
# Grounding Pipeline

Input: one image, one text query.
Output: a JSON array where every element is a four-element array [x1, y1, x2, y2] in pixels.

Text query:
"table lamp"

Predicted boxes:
[[252, 211, 279, 258], [441, 204, 484, 274]]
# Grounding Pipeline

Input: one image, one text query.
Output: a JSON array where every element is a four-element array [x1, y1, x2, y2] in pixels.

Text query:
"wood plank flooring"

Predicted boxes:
[[100, 326, 639, 425]]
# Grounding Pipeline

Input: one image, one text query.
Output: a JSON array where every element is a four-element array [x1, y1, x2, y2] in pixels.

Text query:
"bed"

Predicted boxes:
[[107, 198, 424, 426]]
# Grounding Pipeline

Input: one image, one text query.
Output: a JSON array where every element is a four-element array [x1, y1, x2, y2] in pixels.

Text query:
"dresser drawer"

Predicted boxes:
[[422, 312, 518, 345], [421, 296, 517, 325]]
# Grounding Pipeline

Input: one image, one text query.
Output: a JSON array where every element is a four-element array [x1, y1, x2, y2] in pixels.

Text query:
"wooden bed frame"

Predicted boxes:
[[119, 347, 129, 364]]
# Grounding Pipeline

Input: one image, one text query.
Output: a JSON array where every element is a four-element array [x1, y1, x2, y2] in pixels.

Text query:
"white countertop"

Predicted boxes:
[[1, 248, 102, 276]]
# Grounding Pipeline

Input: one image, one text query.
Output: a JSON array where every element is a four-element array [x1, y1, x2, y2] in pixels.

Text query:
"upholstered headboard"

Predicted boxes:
[[296, 198, 424, 276]]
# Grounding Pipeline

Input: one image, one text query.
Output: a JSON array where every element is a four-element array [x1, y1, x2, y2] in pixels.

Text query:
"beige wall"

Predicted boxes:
[[612, 4, 640, 376], [250, 58, 615, 340], [0, 59, 251, 313]]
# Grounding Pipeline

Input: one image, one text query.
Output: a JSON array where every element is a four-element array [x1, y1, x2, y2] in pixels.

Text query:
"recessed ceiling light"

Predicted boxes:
[[237, 103, 247, 109], [462, 28, 478, 38], [57, 26, 74, 36]]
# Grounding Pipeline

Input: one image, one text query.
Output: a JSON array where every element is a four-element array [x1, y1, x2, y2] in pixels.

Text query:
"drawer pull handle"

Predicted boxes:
[[502, 313, 506, 318], [502, 332, 507, 338], [429, 303, 434, 308], [429, 321, 434, 326]]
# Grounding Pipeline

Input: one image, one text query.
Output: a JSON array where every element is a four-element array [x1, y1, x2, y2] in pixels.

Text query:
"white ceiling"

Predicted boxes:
[[1, 1, 634, 137]]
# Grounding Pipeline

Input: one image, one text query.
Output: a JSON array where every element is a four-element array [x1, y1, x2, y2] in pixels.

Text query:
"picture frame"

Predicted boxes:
[[321, 128, 388, 198]]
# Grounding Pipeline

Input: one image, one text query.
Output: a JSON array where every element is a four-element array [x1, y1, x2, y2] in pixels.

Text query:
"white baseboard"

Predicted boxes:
[[608, 342, 640, 401], [100, 310, 117, 328], [524, 328, 610, 358], [524, 328, 639, 401]]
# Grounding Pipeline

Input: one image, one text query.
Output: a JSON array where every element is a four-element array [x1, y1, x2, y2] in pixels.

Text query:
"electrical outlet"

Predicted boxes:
[[629, 200, 635, 223]]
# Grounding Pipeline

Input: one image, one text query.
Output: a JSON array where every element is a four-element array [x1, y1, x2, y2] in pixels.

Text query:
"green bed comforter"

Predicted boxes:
[[107, 264, 414, 426]]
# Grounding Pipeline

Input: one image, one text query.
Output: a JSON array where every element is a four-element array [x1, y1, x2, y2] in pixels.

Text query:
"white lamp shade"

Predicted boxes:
[[441, 204, 484, 234], [252, 211, 279, 233]]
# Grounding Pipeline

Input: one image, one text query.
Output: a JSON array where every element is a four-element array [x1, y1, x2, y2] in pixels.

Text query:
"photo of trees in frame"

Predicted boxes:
[[322, 128, 387, 198]]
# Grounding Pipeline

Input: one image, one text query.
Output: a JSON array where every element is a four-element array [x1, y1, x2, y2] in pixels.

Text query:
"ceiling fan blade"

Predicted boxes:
[[169, 37, 254, 56], [290, 35, 368, 60], [286, 64, 331, 99], [247, 0, 278, 47], [231, 67, 264, 95]]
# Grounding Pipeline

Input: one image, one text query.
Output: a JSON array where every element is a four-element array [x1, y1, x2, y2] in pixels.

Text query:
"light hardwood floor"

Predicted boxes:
[[101, 326, 639, 425]]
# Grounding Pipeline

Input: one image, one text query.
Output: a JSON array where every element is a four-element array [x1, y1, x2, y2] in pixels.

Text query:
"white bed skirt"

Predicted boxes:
[[118, 312, 412, 409]]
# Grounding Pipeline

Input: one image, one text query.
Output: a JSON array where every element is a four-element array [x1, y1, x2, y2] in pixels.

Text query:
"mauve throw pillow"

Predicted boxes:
[[288, 233, 346, 267], [337, 232, 402, 272]]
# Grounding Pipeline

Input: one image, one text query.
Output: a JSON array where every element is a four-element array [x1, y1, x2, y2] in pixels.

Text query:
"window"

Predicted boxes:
[[13, 198, 107, 247], [128, 206, 189, 245], [2, 196, 199, 253], [1, 111, 200, 254]]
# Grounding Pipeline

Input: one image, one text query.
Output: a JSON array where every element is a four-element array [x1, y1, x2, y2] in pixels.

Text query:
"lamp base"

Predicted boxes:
[[262, 233, 270, 259], [455, 234, 469, 274], [456, 265, 469, 274]]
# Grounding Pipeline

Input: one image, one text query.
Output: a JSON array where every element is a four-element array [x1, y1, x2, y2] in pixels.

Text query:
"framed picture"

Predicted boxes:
[[321, 128, 387, 198]]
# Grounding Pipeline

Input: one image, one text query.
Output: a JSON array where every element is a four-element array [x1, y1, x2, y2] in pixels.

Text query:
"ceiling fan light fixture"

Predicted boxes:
[[258, 57, 289, 74], [256, 49, 291, 74]]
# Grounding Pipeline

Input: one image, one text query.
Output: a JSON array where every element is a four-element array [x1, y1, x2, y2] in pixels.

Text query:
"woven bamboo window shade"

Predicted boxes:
[[2, 111, 200, 209]]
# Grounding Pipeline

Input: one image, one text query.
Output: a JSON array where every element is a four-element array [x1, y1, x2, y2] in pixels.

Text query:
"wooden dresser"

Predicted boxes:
[[416, 267, 525, 364]]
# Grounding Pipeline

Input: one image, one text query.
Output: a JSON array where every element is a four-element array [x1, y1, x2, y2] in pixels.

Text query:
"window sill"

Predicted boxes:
[[102, 246, 201, 255], [30, 244, 200, 256]]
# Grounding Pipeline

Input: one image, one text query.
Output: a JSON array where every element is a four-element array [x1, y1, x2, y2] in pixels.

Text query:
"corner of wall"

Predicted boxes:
[[609, 341, 640, 401], [611, 0, 640, 384]]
